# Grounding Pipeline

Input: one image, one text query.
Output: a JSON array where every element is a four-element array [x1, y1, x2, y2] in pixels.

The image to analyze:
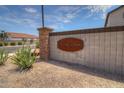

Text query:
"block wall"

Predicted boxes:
[[49, 27, 124, 75]]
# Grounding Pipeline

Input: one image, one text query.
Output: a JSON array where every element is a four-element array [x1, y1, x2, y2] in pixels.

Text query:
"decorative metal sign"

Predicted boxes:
[[57, 38, 84, 52]]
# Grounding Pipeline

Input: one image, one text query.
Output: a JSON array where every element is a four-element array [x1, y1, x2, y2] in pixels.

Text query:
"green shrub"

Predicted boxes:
[[36, 41, 40, 48], [4, 42, 9, 46], [0, 49, 8, 65], [0, 42, 3, 47], [18, 42, 23, 45], [11, 47, 36, 71], [10, 42, 16, 46]]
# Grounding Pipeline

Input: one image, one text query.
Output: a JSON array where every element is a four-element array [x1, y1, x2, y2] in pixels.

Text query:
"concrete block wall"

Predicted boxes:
[[49, 26, 124, 75]]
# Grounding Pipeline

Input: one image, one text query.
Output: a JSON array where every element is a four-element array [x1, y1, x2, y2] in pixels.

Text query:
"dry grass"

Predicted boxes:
[[0, 59, 124, 88]]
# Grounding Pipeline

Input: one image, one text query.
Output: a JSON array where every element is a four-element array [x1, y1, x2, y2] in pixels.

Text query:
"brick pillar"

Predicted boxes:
[[37, 27, 53, 61]]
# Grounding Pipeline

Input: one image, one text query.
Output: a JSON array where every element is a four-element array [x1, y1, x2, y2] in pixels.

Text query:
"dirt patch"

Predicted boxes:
[[0, 60, 124, 88]]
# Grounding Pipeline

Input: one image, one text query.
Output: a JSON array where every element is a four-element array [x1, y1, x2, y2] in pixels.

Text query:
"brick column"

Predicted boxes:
[[37, 27, 53, 61]]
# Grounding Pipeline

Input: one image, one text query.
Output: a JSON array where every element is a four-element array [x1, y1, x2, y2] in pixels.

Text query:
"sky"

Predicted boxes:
[[0, 5, 120, 36]]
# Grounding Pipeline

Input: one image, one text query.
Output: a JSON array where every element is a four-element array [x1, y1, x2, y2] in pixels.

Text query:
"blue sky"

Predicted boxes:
[[0, 5, 120, 36]]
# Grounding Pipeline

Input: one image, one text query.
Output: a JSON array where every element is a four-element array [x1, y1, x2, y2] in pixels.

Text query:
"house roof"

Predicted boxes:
[[7, 32, 38, 39], [104, 5, 124, 27]]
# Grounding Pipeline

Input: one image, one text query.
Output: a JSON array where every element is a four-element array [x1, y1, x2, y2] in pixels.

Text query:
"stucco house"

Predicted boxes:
[[6, 32, 38, 41], [105, 5, 124, 27]]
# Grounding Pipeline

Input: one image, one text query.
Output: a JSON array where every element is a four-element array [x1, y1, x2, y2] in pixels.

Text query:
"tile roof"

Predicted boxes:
[[6, 32, 38, 39]]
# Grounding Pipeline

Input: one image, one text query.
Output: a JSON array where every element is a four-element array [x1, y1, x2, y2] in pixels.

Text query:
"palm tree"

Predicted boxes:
[[0, 31, 4, 41], [0, 30, 8, 41]]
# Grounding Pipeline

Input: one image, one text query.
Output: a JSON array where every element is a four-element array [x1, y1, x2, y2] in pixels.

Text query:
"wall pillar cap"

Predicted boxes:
[[37, 27, 53, 32]]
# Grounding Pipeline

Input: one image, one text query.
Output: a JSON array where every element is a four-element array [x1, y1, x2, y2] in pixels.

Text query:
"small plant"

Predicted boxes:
[[4, 42, 9, 46], [0, 42, 3, 47], [18, 42, 23, 45], [36, 41, 40, 48], [11, 47, 36, 71], [10, 42, 16, 46], [0, 49, 8, 65]]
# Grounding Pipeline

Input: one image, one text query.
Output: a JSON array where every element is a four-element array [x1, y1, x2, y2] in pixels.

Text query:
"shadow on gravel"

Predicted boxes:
[[8, 66, 33, 74], [0, 64, 5, 67], [48, 60, 124, 83]]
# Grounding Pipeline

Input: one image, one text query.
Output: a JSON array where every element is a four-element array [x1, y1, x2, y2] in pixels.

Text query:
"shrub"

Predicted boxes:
[[0, 49, 8, 65], [4, 42, 9, 46], [11, 47, 36, 71], [18, 42, 23, 45], [36, 41, 40, 48], [10, 42, 16, 46], [0, 42, 3, 47]]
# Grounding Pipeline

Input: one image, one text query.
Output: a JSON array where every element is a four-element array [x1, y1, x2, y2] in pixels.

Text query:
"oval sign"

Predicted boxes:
[[57, 38, 84, 52]]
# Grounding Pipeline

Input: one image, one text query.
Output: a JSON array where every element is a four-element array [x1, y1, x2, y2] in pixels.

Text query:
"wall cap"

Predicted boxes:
[[37, 27, 53, 32], [50, 26, 124, 36]]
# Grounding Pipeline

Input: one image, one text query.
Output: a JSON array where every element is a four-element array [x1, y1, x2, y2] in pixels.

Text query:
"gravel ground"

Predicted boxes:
[[0, 59, 124, 88]]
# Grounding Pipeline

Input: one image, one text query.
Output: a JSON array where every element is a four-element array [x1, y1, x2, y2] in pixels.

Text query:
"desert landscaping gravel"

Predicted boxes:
[[0, 59, 124, 88]]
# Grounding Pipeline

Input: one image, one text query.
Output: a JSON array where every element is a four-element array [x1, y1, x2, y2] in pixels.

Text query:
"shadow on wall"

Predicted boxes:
[[48, 59, 124, 83]]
